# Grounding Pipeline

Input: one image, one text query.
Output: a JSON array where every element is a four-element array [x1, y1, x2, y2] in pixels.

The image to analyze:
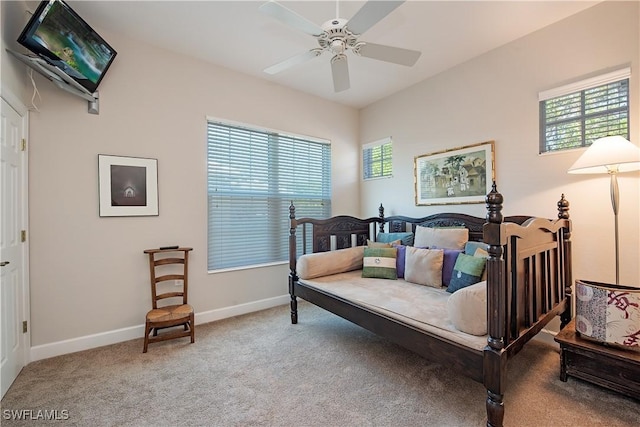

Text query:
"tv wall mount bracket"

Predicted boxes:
[[7, 49, 100, 115]]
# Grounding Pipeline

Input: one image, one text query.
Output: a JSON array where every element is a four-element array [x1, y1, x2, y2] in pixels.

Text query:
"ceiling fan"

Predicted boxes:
[[259, 0, 421, 92]]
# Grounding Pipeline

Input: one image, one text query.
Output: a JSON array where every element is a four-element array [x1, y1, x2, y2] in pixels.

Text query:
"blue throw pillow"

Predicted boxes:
[[447, 253, 486, 293], [377, 232, 414, 246]]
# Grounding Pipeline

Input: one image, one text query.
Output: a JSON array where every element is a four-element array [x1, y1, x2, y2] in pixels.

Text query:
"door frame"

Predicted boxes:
[[1, 86, 31, 373]]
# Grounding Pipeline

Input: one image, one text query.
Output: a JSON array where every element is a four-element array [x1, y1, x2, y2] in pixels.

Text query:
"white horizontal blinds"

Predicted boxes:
[[207, 121, 331, 270], [363, 137, 392, 180], [539, 68, 630, 153]]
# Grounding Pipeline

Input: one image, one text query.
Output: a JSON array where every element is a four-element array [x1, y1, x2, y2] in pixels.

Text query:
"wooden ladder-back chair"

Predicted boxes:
[[143, 247, 194, 353]]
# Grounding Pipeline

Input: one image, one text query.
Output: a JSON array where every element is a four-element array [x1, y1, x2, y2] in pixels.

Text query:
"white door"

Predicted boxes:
[[1, 97, 29, 398]]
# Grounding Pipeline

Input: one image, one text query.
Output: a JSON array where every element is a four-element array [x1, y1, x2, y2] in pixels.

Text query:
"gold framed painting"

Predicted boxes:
[[414, 141, 495, 206]]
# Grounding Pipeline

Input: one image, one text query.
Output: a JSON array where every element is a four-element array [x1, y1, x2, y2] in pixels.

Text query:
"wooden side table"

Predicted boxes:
[[555, 319, 640, 400]]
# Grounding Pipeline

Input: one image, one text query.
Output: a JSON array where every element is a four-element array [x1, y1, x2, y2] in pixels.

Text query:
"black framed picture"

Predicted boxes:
[[98, 154, 158, 217]]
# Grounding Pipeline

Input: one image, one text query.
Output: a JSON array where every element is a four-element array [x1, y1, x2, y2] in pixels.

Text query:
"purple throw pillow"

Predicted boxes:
[[395, 245, 406, 278], [442, 249, 463, 286]]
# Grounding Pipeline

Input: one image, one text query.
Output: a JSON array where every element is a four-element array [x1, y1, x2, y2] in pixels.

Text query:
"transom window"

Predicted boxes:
[[363, 137, 392, 180], [207, 120, 331, 271], [539, 68, 630, 154]]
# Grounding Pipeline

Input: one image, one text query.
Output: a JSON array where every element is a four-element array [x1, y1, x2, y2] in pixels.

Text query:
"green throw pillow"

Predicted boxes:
[[447, 253, 486, 293], [367, 239, 395, 248], [464, 241, 487, 256], [362, 247, 397, 280]]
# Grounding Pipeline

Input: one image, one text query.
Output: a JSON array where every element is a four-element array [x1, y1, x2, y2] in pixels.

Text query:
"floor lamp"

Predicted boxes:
[[568, 135, 640, 284]]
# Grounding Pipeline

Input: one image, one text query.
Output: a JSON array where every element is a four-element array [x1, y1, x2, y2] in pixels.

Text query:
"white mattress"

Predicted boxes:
[[298, 270, 487, 351]]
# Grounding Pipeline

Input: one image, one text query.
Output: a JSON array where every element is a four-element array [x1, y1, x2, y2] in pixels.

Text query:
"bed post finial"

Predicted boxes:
[[289, 201, 298, 324], [379, 204, 385, 233], [557, 194, 572, 328], [557, 194, 570, 219], [484, 181, 506, 427], [485, 181, 503, 224]]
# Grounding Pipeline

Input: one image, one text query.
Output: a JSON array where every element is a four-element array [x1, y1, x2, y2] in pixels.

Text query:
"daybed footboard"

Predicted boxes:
[[483, 188, 572, 426], [287, 184, 572, 427]]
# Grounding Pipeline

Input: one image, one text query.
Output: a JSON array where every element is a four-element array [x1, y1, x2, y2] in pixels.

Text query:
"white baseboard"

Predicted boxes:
[[30, 295, 290, 362], [194, 294, 290, 325]]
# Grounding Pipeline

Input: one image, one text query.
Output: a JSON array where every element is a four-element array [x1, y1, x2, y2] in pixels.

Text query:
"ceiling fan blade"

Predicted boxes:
[[264, 49, 322, 75], [331, 54, 350, 92], [356, 42, 421, 66], [346, 0, 404, 35], [259, 1, 324, 37]]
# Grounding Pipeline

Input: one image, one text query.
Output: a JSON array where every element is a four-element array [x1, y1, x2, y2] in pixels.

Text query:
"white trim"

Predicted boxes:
[[0, 84, 29, 116], [30, 324, 144, 362], [196, 294, 290, 325], [363, 174, 394, 181], [538, 145, 586, 158], [30, 295, 290, 361], [206, 115, 330, 145], [538, 67, 631, 101], [362, 136, 391, 150], [208, 260, 287, 275], [1, 91, 31, 373]]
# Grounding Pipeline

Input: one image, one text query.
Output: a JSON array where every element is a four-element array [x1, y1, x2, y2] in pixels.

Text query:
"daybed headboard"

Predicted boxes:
[[287, 207, 497, 256], [288, 205, 381, 255], [287, 200, 533, 256], [383, 213, 531, 242]]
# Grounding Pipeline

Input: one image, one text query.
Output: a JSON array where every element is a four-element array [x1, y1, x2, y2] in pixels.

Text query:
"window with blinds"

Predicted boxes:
[[207, 120, 331, 271], [539, 68, 630, 153], [363, 137, 392, 180]]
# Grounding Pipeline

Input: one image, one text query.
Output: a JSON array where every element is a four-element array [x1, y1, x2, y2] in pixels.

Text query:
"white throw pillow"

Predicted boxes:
[[404, 247, 444, 287], [414, 226, 468, 250], [447, 280, 487, 336], [296, 246, 364, 280]]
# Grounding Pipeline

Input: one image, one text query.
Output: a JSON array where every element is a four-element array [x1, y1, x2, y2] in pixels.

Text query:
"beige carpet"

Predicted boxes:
[[1, 301, 639, 426]]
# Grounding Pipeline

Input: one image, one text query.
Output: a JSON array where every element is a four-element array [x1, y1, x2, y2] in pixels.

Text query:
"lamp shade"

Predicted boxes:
[[568, 136, 640, 174]]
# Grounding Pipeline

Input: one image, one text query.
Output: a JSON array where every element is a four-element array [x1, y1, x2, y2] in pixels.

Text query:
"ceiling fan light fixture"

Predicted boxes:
[[330, 39, 346, 55]]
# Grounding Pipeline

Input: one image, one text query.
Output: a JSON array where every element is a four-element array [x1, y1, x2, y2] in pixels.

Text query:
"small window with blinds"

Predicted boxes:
[[539, 68, 630, 154], [207, 120, 331, 271], [363, 137, 392, 180]]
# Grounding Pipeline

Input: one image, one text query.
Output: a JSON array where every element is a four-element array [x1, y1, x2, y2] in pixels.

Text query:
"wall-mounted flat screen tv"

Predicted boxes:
[[17, 0, 117, 94]]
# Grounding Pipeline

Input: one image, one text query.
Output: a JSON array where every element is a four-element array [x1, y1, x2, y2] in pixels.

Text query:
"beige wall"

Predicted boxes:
[[360, 1, 640, 286], [3, 9, 360, 348], [1, 0, 30, 99]]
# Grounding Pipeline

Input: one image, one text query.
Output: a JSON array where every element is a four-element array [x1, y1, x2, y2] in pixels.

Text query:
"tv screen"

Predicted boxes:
[[17, 0, 117, 94]]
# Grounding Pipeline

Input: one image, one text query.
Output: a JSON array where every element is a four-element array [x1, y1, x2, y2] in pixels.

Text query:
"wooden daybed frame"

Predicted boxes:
[[287, 184, 573, 427]]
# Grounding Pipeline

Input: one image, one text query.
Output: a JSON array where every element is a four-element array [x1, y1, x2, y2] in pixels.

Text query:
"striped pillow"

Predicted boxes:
[[362, 247, 397, 280]]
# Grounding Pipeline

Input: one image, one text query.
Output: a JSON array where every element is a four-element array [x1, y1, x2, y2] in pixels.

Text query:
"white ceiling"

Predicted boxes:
[[68, 0, 599, 109]]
